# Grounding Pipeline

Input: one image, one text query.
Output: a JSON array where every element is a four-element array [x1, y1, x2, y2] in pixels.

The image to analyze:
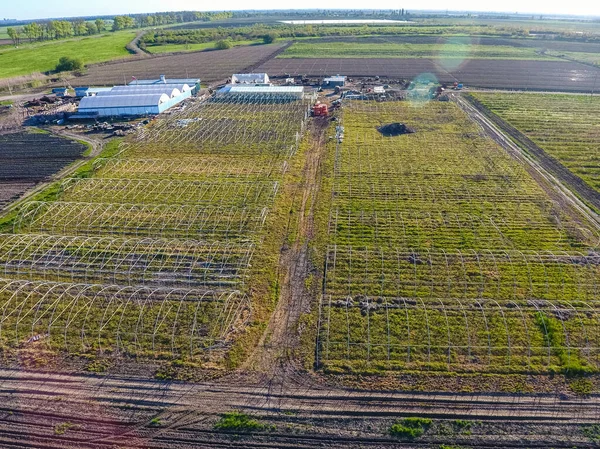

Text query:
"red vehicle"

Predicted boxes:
[[313, 103, 328, 117]]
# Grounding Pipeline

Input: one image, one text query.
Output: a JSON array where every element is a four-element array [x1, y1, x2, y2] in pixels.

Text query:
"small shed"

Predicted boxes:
[[74, 87, 90, 98], [75, 87, 114, 97], [231, 73, 270, 84], [52, 87, 71, 97], [323, 75, 346, 88]]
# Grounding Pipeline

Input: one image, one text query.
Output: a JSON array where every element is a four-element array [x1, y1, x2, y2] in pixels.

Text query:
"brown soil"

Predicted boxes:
[[258, 58, 600, 92]]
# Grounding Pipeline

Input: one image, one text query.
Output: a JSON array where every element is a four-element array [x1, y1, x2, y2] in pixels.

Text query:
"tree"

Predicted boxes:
[[7, 27, 21, 46], [112, 16, 135, 31], [55, 56, 84, 72], [23, 23, 37, 42], [45, 21, 57, 40], [95, 19, 106, 32], [73, 19, 87, 36], [85, 22, 98, 35], [214, 39, 232, 50], [263, 32, 278, 44]]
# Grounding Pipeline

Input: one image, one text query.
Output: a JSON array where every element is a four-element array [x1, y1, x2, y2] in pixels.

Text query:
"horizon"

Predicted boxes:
[[2, 4, 600, 22]]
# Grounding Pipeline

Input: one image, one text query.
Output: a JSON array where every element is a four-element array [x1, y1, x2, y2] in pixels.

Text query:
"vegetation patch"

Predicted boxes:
[[389, 417, 432, 439], [214, 411, 266, 432]]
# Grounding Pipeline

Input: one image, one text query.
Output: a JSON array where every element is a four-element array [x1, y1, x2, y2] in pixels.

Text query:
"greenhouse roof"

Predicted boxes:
[[79, 93, 170, 109]]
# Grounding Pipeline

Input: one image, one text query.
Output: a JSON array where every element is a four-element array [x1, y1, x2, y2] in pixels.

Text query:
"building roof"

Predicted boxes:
[[98, 88, 183, 99], [95, 85, 189, 99], [324, 75, 347, 82], [79, 93, 170, 109], [219, 85, 304, 95], [231, 73, 270, 84], [86, 87, 114, 94], [129, 77, 200, 86], [111, 84, 191, 93]]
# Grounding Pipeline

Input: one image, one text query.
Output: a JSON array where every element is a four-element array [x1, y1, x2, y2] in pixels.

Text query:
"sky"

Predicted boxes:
[[2, 0, 599, 21]]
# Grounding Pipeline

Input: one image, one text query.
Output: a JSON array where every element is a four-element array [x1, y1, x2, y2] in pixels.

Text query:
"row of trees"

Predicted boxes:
[[5, 11, 234, 46], [142, 24, 485, 47], [7, 19, 107, 45]]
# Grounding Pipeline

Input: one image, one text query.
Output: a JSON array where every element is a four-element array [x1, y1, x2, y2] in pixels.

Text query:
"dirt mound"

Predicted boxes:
[[377, 122, 415, 136]]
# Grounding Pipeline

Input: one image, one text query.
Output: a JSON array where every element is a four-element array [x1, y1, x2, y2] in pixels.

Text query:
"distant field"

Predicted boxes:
[[430, 17, 600, 34], [279, 40, 558, 59], [0, 31, 135, 79], [260, 58, 600, 91], [546, 50, 600, 66], [473, 93, 600, 194], [71, 43, 286, 86], [146, 39, 262, 54]]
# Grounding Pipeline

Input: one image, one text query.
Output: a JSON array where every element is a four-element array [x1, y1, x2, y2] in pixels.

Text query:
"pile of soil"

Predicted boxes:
[[377, 122, 415, 136]]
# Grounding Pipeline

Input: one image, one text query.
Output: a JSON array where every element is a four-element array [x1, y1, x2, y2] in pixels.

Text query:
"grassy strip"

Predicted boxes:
[[279, 41, 557, 59], [224, 131, 311, 370], [146, 39, 263, 54]]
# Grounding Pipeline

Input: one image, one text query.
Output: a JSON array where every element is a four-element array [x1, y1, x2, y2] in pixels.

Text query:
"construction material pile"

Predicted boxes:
[[377, 122, 415, 137]]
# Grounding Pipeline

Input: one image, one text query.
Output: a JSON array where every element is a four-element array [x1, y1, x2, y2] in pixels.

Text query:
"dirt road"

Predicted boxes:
[[0, 368, 599, 448]]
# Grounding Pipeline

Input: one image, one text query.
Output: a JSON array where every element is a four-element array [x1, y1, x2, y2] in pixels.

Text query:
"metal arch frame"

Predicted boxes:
[[0, 279, 250, 356]]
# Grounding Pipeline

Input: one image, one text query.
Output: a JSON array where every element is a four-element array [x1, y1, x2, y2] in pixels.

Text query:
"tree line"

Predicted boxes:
[[140, 24, 491, 47], [5, 11, 234, 46]]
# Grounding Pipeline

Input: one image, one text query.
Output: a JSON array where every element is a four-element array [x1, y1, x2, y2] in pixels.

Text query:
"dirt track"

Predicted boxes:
[[1, 368, 600, 448]]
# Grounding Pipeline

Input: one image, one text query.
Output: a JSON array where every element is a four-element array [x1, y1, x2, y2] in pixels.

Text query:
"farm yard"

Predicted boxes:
[[316, 100, 600, 375], [0, 131, 87, 208], [0, 93, 312, 363], [471, 93, 600, 195]]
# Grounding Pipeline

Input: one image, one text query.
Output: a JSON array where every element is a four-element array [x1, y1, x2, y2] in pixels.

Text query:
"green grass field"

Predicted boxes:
[[0, 30, 135, 79], [279, 41, 558, 59], [472, 93, 600, 194], [146, 39, 262, 54]]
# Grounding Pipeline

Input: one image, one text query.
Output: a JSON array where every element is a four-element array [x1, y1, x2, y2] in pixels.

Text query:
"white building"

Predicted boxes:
[[231, 73, 270, 84]]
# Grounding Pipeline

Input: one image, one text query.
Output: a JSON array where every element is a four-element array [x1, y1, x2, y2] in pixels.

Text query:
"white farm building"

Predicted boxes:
[[231, 73, 270, 84], [76, 78, 196, 118]]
